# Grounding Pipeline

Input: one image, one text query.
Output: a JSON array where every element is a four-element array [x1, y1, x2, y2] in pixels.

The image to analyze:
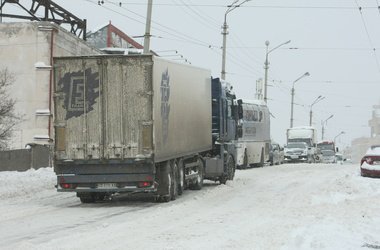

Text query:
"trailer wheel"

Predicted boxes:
[[77, 192, 95, 203], [171, 160, 178, 200], [189, 158, 204, 190], [156, 161, 172, 202], [177, 159, 185, 195], [94, 193, 106, 202]]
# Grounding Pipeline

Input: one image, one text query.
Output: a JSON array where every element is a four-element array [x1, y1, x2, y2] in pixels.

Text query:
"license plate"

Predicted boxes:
[[291, 155, 298, 159], [97, 183, 117, 189]]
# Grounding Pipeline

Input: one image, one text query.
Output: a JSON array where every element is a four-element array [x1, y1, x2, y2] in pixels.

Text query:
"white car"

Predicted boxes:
[[284, 142, 312, 163], [321, 150, 336, 163]]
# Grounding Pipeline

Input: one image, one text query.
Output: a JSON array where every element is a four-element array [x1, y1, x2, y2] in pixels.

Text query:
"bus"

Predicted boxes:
[[236, 99, 270, 168]]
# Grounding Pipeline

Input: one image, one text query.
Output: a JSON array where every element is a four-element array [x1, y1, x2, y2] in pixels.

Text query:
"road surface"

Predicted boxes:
[[0, 163, 379, 250]]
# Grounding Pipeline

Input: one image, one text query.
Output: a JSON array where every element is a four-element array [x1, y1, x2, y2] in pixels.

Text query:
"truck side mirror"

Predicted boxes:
[[237, 99, 243, 119], [237, 125, 243, 138]]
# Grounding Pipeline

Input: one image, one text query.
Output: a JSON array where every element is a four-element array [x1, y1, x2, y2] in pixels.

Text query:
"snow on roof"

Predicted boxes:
[[241, 99, 267, 106], [289, 126, 316, 130], [87, 22, 109, 34], [365, 145, 380, 155]]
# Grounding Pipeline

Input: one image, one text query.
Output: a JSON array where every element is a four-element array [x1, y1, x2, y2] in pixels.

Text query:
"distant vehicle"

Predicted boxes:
[[360, 145, 380, 178], [287, 126, 318, 162], [317, 141, 336, 153], [321, 150, 336, 163], [335, 153, 344, 164], [235, 99, 270, 168], [269, 142, 284, 165], [284, 142, 313, 163]]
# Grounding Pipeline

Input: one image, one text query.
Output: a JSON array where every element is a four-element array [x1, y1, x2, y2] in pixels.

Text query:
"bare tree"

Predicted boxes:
[[0, 68, 21, 150]]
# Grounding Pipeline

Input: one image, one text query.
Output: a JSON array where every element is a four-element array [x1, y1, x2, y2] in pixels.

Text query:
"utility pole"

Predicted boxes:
[[290, 72, 310, 128], [143, 0, 153, 54], [321, 114, 334, 140], [309, 95, 324, 126], [221, 0, 250, 80], [264, 41, 269, 102], [263, 40, 290, 103]]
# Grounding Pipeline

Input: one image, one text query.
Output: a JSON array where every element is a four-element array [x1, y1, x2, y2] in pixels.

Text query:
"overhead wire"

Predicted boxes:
[[79, 0, 380, 89], [174, 0, 219, 30], [96, 2, 380, 10], [168, 0, 268, 80], [354, 0, 380, 72], [376, 0, 380, 14], [85, 0, 219, 49]]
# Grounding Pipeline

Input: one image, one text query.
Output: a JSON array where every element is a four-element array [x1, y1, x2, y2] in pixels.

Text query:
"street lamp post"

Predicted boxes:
[[309, 95, 325, 126], [143, 0, 153, 54], [264, 40, 291, 103], [334, 131, 345, 144], [290, 72, 310, 128], [221, 0, 250, 80], [321, 114, 334, 140]]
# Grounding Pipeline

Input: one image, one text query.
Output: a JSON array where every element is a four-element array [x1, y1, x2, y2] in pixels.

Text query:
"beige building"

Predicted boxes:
[[350, 101, 380, 163], [0, 22, 101, 149]]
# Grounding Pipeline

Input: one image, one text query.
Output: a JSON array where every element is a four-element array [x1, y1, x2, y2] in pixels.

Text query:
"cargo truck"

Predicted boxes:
[[286, 126, 318, 163], [53, 55, 242, 203]]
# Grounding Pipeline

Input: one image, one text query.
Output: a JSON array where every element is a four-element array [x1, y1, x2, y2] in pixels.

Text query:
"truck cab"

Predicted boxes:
[[207, 78, 242, 183]]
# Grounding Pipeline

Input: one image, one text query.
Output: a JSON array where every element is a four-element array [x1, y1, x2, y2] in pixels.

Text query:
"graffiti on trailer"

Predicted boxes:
[[160, 69, 170, 145], [58, 69, 99, 119]]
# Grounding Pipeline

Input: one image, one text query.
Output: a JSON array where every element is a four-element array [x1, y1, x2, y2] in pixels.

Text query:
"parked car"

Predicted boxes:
[[269, 142, 284, 165], [360, 145, 380, 177], [321, 149, 336, 163]]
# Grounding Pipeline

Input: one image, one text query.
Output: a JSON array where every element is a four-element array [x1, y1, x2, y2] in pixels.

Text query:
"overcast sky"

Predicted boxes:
[[3, 0, 380, 147]]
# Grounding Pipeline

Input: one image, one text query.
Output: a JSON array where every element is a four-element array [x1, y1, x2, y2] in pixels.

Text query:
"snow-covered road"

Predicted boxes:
[[1, 163, 379, 250]]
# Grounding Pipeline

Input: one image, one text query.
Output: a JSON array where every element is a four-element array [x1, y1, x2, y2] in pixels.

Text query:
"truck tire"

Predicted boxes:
[[227, 155, 235, 180], [77, 192, 95, 203], [171, 160, 178, 200], [220, 154, 235, 184], [156, 161, 172, 202], [189, 158, 204, 190], [177, 159, 185, 195]]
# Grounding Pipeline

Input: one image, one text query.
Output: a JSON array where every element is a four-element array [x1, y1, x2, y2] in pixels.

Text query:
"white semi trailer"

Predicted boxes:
[[53, 55, 242, 202]]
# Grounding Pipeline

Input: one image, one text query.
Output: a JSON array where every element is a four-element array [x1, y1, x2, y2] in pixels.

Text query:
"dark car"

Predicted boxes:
[[360, 145, 380, 177]]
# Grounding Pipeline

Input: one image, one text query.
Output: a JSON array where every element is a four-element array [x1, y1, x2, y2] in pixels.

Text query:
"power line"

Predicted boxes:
[[97, 2, 380, 10], [228, 46, 380, 51], [85, 0, 219, 49], [354, 0, 380, 72], [173, 0, 219, 30]]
